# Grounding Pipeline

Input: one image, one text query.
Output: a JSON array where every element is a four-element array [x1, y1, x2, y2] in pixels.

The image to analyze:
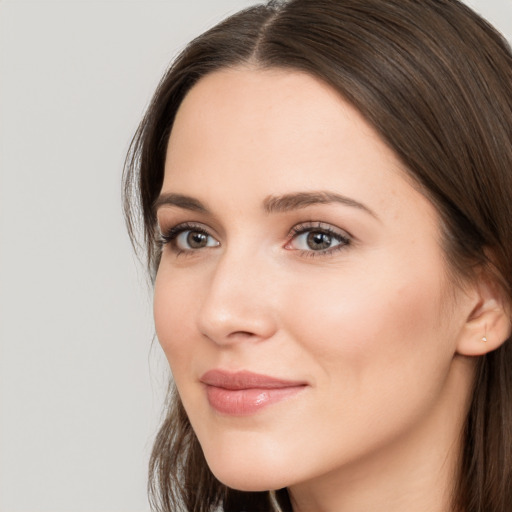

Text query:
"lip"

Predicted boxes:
[[200, 370, 307, 416]]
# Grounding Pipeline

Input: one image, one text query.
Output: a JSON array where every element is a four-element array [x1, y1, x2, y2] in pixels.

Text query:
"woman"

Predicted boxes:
[[123, 0, 512, 510]]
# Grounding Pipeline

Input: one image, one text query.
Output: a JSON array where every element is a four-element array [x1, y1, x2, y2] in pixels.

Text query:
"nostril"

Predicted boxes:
[[228, 331, 257, 339], [201, 330, 257, 342], [201, 329, 267, 345]]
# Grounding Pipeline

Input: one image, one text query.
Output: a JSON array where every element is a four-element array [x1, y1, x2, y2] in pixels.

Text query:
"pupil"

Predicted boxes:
[[187, 231, 207, 248], [307, 232, 331, 250]]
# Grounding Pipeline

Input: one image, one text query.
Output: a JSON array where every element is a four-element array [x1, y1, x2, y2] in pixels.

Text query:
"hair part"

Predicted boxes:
[[123, 1, 512, 510]]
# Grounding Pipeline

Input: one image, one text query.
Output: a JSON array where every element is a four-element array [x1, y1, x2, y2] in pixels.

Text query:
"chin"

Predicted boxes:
[[202, 447, 295, 492], [210, 469, 289, 493]]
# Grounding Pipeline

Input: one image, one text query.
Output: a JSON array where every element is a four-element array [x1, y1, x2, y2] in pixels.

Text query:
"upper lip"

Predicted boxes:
[[200, 369, 307, 390]]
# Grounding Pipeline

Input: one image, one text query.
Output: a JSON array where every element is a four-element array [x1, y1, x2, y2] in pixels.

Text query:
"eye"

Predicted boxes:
[[160, 223, 220, 253], [285, 223, 350, 254], [175, 230, 219, 250]]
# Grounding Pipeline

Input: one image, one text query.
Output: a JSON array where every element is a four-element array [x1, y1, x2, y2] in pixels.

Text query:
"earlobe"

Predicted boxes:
[[456, 276, 512, 356]]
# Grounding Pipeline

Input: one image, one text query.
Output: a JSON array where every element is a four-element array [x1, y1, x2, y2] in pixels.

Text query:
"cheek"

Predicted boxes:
[[153, 269, 198, 370], [283, 261, 452, 393], [270, 268, 457, 469]]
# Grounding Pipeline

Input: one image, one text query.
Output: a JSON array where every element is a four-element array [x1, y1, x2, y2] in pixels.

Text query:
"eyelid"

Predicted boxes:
[[284, 221, 352, 255], [159, 221, 220, 254], [287, 221, 352, 240]]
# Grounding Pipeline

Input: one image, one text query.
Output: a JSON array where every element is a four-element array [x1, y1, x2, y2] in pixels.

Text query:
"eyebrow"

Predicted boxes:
[[154, 193, 208, 214], [263, 191, 378, 218], [154, 190, 377, 219]]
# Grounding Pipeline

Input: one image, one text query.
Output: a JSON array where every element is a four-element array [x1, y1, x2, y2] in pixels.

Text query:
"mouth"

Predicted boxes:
[[200, 369, 308, 416]]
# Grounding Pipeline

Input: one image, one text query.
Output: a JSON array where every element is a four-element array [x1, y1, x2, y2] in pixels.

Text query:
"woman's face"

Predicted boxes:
[[154, 68, 475, 494]]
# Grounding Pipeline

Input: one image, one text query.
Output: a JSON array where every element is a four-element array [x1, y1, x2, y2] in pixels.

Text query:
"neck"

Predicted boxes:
[[288, 355, 474, 512]]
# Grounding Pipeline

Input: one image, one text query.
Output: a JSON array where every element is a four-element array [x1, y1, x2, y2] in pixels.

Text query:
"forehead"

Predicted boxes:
[[163, 67, 434, 226], [167, 67, 383, 164]]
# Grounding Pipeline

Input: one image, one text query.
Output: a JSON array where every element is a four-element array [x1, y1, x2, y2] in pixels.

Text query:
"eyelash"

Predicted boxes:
[[159, 222, 214, 256], [158, 221, 351, 257], [287, 222, 351, 258]]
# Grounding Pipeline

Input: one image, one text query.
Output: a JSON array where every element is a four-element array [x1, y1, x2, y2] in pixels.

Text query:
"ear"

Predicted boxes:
[[456, 273, 512, 356]]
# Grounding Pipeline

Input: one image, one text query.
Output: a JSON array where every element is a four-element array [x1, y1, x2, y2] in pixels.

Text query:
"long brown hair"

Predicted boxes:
[[123, 1, 512, 510]]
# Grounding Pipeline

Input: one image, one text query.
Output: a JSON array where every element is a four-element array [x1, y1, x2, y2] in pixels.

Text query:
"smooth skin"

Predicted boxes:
[[153, 67, 510, 512]]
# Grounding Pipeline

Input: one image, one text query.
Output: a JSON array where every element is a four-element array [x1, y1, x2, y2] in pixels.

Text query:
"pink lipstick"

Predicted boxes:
[[200, 370, 307, 416]]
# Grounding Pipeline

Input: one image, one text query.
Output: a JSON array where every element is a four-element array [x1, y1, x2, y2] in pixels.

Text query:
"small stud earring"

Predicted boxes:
[[481, 335, 488, 343]]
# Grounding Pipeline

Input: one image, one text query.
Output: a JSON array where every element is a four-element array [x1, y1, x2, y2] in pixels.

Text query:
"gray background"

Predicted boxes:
[[1, 1, 511, 511]]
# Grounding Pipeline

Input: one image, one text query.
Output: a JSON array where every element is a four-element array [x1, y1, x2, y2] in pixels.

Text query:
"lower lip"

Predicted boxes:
[[205, 385, 305, 416]]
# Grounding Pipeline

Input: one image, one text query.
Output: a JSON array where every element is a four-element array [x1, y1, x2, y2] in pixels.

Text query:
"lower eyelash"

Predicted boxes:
[[297, 241, 349, 258], [290, 223, 351, 257]]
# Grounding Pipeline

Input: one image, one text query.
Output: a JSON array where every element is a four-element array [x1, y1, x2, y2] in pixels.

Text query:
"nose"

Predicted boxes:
[[197, 249, 278, 346]]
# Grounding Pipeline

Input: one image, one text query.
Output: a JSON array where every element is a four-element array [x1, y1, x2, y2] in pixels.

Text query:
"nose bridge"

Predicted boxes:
[[197, 243, 277, 344]]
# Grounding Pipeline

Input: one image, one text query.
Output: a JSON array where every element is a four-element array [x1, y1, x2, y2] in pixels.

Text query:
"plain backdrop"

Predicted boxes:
[[1, 1, 511, 511]]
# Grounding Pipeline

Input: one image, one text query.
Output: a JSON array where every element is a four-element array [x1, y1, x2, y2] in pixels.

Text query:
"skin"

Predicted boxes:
[[153, 67, 507, 511]]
